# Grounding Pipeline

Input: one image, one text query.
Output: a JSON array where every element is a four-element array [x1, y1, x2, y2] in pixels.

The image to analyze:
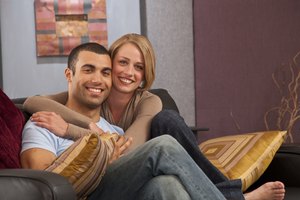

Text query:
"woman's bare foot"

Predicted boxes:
[[244, 181, 285, 200]]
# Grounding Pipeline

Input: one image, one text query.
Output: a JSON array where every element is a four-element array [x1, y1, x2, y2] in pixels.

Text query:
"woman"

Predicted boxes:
[[24, 33, 162, 151], [24, 34, 285, 200]]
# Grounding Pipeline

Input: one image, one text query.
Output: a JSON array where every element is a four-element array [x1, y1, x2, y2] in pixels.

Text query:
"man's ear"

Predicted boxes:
[[65, 68, 73, 82]]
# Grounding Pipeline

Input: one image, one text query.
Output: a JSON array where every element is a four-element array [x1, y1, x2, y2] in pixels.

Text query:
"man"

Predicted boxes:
[[21, 42, 226, 200]]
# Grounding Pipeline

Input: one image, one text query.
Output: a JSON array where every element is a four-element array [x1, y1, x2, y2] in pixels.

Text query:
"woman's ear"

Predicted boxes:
[[139, 80, 145, 88], [65, 68, 73, 82]]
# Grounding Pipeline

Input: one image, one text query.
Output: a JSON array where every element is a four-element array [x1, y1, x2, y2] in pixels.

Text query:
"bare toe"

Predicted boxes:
[[244, 181, 285, 200]]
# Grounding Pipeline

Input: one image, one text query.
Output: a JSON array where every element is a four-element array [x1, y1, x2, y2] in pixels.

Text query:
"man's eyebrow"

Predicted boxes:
[[103, 67, 112, 71], [82, 64, 96, 68]]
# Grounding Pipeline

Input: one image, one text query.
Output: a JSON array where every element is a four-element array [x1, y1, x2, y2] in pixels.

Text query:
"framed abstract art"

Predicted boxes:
[[34, 0, 107, 57]]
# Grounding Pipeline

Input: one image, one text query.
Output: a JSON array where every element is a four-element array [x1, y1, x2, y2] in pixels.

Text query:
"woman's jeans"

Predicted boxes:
[[88, 135, 226, 200], [150, 110, 244, 200]]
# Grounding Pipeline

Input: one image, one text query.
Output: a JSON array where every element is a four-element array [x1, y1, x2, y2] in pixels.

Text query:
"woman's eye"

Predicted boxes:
[[135, 65, 144, 71], [119, 60, 127, 65]]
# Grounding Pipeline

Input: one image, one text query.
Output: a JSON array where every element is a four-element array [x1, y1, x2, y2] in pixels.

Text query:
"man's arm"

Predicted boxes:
[[21, 148, 56, 170], [21, 121, 62, 170]]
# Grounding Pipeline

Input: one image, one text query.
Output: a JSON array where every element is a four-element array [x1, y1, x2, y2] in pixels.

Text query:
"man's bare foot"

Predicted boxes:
[[244, 181, 285, 200]]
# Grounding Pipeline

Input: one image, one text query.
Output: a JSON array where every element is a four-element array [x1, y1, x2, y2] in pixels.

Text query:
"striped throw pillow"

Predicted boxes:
[[199, 130, 287, 191], [46, 132, 116, 199]]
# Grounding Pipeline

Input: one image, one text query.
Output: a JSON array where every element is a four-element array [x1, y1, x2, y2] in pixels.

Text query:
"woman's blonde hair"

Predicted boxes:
[[109, 33, 156, 91]]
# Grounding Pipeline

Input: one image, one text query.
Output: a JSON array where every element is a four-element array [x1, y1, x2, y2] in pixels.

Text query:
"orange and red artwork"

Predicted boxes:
[[34, 0, 107, 56]]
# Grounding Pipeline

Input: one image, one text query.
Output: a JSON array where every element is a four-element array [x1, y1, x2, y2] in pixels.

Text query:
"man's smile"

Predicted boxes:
[[86, 87, 104, 95]]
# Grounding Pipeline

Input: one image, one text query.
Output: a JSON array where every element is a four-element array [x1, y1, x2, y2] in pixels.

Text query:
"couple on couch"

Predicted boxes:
[[2, 33, 284, 200]]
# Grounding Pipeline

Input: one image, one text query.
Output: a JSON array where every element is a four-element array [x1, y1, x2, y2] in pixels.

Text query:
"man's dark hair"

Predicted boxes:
[[68, 42, 109, 74]]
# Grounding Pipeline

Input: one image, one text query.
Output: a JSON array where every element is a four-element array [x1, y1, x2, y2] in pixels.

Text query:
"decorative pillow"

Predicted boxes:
[[199, 130, 287, 191], [46, 132, 116, 199], [0, 89, 25, 169]]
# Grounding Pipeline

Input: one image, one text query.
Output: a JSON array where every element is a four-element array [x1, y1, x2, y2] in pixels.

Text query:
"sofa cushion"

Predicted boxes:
[[0, 89, 25, 168], [199, 130, 287, 191]]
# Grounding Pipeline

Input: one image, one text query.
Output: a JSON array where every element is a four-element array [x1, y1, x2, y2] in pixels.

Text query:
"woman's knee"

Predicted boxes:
[[155, 109, 179, 120], [152, 109, 181, 127]]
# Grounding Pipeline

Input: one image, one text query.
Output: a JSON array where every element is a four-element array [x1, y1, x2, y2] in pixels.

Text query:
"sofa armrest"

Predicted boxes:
[[190, 126, 209, 134], [0, 169, 76, 200], [250, 145, 300, 189]]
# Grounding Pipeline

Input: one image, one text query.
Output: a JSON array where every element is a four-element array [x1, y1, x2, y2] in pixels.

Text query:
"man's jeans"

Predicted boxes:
[[151, 110, 244, 200], [88, 135, 226, 200]]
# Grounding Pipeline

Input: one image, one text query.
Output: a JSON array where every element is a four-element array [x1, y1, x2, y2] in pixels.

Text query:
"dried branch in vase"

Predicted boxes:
[[264, 51, 300, 143], [230, 110, 241, 134]]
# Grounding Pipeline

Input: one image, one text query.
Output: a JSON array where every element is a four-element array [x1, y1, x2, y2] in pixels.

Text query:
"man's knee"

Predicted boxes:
[[150, 135, 178, 149], [147, 135, 187, 158]]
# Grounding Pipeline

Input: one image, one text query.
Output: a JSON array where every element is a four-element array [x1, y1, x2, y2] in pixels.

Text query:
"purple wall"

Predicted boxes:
[[194, 0, 300, 143]]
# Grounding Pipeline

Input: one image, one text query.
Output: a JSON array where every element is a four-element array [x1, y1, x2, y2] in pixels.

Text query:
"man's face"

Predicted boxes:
[[67, 50, 112, 110]]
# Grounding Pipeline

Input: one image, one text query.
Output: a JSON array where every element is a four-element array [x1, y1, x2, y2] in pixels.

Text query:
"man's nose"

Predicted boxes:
[[91, 73, 104, 83]]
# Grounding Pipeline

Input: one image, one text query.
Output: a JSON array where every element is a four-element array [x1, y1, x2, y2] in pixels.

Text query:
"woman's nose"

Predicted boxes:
[[124, 65, 134, 76]]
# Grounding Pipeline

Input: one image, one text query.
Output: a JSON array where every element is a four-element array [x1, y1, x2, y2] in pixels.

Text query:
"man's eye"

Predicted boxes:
[[103, 70, 111, 76], [83, 69, 92, 73]]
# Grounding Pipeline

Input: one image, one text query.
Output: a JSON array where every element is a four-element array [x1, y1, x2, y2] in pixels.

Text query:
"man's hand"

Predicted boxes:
[[30, 111, 68, 137], [109, 135, 133, 164]]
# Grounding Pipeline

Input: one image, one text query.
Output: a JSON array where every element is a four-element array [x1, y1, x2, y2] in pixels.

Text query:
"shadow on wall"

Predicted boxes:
[[37, 57, 67, 65]]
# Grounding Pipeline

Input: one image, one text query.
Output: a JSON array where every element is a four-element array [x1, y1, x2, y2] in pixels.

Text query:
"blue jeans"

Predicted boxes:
[[150, 110, 244, 200], [136, 175, 191, 200], [88, 135, 226, 200]]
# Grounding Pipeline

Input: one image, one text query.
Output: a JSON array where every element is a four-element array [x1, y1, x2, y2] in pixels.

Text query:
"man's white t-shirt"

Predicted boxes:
[[21, 117, 124, 157]]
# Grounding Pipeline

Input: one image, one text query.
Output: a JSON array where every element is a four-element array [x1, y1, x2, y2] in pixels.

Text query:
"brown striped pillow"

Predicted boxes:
[[46, 132, 116, 199], [199, 130, 287, 191]]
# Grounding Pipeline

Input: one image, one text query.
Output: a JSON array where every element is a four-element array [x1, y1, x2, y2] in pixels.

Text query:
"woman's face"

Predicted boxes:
[[112, 43, 145, 94]]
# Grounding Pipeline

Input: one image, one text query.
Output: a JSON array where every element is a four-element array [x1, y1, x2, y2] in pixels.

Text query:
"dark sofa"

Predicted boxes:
[[0, 169, 76, 200], [1, 88, 300, 199], [249, 144, 300, 200]]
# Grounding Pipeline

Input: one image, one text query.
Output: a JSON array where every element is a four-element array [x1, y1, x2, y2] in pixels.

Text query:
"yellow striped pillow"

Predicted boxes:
[[46, 133, 116, 199], [199, 130, 287, 191]]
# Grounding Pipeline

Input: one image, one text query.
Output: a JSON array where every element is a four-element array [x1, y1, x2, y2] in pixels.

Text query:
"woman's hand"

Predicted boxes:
[[30, 111, 68, 137], [89, 122, 105, 135], [109, 135, 133, 164]]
